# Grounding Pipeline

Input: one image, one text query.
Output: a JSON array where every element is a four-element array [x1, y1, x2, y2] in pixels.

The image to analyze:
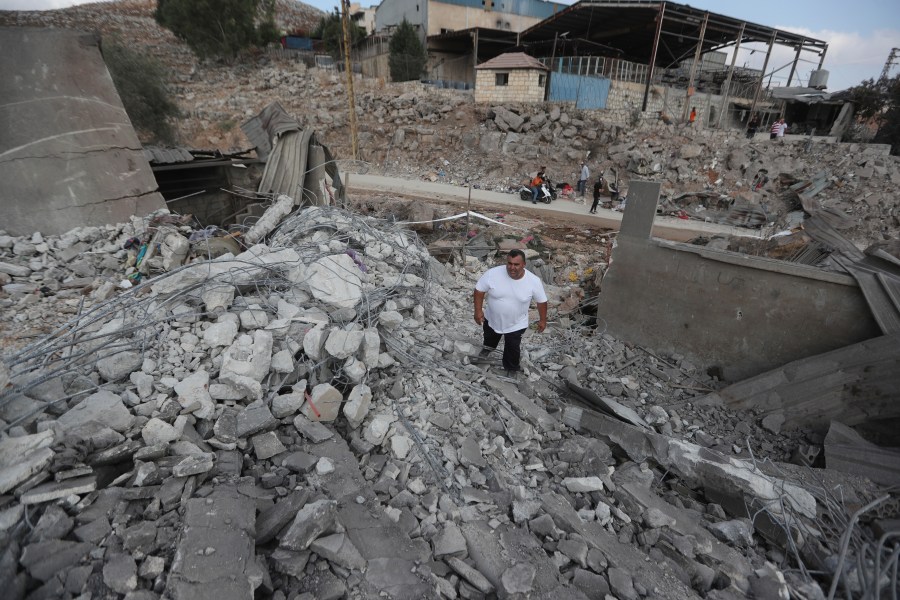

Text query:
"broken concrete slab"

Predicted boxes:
[[306, 254, 362, 309], [280, 499, 338, 551], [0, 429, 55, 494], [57, 390, 134, 433], [309, 532, 367, 571], [167, 486, 258, 599], [21, 475, 97, 505], [256, 490, 310, 545], [19, 540, 95, 582]]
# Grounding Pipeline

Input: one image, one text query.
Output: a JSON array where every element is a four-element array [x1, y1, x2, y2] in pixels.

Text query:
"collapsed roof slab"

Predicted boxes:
[[0, 27, 164, 236], [596, 181, 881, 382]]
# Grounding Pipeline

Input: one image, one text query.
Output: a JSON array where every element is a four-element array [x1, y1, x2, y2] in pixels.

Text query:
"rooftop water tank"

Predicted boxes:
[[809, 69, 829, 89]]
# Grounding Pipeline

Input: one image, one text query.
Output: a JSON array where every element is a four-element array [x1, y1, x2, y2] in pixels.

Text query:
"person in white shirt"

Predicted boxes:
[[577, 162, 590, 198], [473, 250, 548, 374]]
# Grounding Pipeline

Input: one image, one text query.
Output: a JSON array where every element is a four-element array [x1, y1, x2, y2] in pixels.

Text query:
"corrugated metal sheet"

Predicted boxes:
[[240, 102, 302, 161], [143, 146, 195, 165]]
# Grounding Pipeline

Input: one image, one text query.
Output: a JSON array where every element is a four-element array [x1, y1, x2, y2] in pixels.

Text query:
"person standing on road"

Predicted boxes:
[[473, 250, 548, 376], [770, 118, 788, 140], [577, 162, 590, 199], [746, 113, 760, 139], [689, 107, 697, 126], [589, 174, 603, 214]]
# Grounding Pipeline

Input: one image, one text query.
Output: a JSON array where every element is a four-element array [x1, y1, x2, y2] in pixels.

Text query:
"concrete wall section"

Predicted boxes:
[[428, 2, 545, 34], [475, 69, 544, 103], [375, 0, 427, 38], [0, 28, 164, 236], [596, 181, 881, 382], [436, 0, 564, 18], [605, 81, 735, 128]]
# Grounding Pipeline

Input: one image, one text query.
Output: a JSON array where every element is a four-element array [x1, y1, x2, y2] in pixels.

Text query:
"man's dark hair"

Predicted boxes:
[[507, 249, 526, 263]]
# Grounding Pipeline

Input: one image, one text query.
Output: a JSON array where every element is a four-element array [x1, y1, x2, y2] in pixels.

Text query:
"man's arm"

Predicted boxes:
[[536, 302, 548, 332], [473, 290, 486, 325]]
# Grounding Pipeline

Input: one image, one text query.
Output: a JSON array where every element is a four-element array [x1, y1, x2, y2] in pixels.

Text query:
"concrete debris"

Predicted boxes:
[[0, 201, 892, 600]]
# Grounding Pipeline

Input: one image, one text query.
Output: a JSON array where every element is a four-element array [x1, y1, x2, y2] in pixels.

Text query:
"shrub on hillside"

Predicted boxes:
[[155, 0, 277, 61], [312, 9, 367, 61], [389, 19, 426, 83], [102, 39, 179, 145]]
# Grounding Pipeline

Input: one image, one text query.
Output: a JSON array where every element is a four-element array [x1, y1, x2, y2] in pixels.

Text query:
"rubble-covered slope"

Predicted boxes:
[[0, 205, 891, 599]]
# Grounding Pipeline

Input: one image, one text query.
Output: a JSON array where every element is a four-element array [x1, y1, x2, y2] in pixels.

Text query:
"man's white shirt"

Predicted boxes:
[[475, 266, 548, 333]]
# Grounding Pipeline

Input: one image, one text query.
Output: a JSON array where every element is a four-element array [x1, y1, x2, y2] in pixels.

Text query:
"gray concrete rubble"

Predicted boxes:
[[0, 204, 894, 600]]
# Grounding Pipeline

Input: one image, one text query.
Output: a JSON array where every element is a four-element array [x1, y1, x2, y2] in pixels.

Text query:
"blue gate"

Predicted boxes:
[[548, 72, 611, 109]]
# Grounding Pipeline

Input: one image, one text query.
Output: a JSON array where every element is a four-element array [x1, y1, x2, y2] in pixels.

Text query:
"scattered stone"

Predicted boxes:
[[171, 453, 214, 477], [97, 350, 143, 382], [433, 523, 467, 559], [310, 532, 367, 571], [563, 476, 605, 493], [501, 562, 536, 595], [301, 383, 343, 422], [57, 390, 134, 433], [293, 414, 334, 443], [280, 499, 338, 551], [103, 553, 138, 594], [253, 432, 287, 460], [237, 400, 278, 438]]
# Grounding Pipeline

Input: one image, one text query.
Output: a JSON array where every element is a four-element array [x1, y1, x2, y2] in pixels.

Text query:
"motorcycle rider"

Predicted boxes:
[[530, 167, 546, 205]]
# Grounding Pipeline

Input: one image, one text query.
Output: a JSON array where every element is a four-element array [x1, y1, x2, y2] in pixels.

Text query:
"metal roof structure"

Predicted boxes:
[[518, 1, 828, 70]]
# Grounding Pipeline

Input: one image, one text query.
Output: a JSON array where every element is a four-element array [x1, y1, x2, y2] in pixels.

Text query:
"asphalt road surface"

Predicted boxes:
[[344, 173, 763, 243]]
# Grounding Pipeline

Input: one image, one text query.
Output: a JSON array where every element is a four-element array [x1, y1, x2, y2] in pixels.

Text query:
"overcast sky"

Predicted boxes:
[[1, 0, 897, 90]]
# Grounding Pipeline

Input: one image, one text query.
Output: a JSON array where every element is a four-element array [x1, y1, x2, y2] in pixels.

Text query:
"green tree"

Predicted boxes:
[[256, 0, 281, 47], [849, 73, 900, 155], [155, 0, 275, 61], [312, 9, 366, 60], [102, 39, 179, 144], [388, 19, 427, 82]]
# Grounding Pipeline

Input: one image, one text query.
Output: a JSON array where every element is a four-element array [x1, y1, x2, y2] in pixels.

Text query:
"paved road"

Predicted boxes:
[[344, 173, 762, 243]]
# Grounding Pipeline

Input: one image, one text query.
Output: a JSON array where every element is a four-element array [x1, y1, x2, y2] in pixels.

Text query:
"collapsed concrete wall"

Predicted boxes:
[[596, 181, 881, 381], [0, 27, 164, 236]]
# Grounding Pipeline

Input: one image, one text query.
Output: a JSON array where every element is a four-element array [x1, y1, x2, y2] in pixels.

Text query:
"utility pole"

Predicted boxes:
[[341, 0, 359, 160], [880, 47, 899, 82]]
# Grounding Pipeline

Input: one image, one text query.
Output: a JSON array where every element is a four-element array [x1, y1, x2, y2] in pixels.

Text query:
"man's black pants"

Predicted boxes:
[[483, 320, 526, 372]]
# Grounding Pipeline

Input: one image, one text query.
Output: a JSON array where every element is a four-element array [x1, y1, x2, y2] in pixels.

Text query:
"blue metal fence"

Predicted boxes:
[[548, 72, 611, 109]]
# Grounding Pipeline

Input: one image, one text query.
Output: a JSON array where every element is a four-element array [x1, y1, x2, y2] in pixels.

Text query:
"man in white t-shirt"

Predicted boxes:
[[473, 250, 548, 374]]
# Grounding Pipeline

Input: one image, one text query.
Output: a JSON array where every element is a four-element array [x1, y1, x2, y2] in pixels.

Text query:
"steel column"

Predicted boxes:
[[818, 44, 828, 69], [716, 22, 745, 129], [641, 2, 666, 112], [544, 31, 558, 101], [786, 41, 803, 86], [682, 11, 709, 122], [749, 30, 777, 119]]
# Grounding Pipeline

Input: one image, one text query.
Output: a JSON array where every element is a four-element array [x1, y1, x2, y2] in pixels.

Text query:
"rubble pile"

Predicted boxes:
[[168, 63, 900, 247], [3, 1, 899, 250], [1, 204, 892, 599]]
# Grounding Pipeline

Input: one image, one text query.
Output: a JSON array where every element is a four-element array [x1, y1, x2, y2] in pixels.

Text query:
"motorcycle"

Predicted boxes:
[[518, 176, 557, 204]]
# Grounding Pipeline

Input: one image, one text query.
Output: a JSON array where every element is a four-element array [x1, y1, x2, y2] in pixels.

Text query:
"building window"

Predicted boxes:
[[538, 74, 545, 87], [495, 72, 509, 86]]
